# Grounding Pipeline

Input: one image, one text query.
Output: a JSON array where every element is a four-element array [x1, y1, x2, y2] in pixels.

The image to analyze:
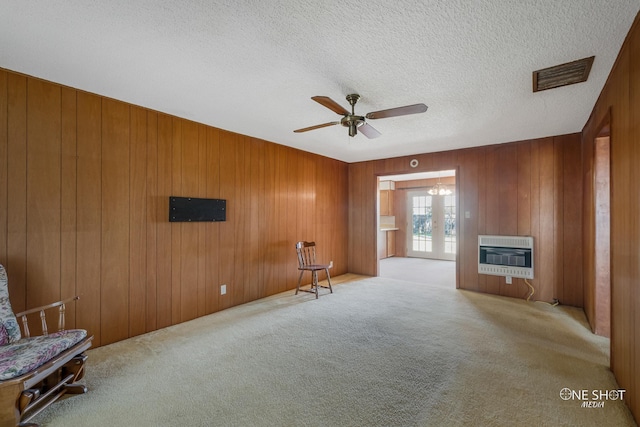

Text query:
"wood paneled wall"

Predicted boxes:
[[582, 12, 640, 420], [349, 135, 583, 306], [0, 69, 349, 347]]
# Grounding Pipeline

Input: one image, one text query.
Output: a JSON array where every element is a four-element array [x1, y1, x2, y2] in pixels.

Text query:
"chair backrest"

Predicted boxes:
[[295, 241, 317, 268], [0, 264, 22, 344]]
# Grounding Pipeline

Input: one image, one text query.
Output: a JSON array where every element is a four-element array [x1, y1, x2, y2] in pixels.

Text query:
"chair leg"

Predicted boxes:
[[325, 268, 333, 293], [313, 270, 319, 299], [296, 270, 304, 295]]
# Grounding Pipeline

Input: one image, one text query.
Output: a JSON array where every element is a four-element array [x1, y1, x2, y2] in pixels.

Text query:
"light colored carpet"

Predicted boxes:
[[33, 272, 635, 426], [380, 257, 455, 288]]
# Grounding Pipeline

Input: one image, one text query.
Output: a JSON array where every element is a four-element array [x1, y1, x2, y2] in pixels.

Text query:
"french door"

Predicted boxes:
[[406, 190, 456, 260]]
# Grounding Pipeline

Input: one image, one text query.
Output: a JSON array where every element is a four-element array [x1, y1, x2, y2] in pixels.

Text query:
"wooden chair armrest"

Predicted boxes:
[[15, 297, 79, 318], [14, 296, 80, 338]]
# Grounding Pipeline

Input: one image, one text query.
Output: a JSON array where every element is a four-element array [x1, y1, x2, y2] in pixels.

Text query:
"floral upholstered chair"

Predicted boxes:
[[0, 264, 93, 426]]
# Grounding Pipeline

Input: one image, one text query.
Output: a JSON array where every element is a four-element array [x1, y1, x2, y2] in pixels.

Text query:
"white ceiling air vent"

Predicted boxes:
[[532, 56, 595, 92]]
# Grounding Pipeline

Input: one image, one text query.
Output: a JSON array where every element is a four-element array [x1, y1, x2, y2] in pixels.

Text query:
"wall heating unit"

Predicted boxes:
[[478, 235, 534, 279]]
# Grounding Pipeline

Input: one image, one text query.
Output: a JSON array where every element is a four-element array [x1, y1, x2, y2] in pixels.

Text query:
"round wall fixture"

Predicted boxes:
[[409, 159, 419, 168]]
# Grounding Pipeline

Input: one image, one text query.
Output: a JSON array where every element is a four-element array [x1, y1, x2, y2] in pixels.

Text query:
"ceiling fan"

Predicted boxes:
[[294, 94, 428, 139]]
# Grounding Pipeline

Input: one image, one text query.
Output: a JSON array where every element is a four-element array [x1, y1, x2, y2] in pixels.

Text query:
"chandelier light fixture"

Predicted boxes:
[[428, 175, 452, 196]]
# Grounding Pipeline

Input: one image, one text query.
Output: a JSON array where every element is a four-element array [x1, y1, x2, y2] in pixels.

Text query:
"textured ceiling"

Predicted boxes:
[[1, 1, 638, 162]]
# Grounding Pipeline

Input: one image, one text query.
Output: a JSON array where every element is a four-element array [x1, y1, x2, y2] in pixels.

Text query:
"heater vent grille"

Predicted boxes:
[[533, 56, 594, 92], [478, 235, 534, 279], [479, 235, 533, 249]]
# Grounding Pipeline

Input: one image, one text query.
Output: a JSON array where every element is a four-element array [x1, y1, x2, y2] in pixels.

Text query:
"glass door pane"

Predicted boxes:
[[443, 194, 456, 256], [411, 193, 432, 254]]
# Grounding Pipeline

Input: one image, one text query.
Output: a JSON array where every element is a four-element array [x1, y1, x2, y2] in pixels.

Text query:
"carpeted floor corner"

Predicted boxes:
[[33, 273, 635, 426]]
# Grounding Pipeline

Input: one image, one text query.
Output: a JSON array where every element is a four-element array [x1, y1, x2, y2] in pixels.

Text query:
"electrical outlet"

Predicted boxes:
[[505, 276, 512, 284], [220, 284, 226, 295]]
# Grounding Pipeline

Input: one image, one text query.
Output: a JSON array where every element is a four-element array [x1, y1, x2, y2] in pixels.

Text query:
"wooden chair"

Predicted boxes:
[[295, 241, 333, 299], [0, 264, 92, 426]]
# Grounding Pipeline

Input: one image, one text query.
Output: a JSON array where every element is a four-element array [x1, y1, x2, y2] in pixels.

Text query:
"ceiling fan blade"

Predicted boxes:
[[358, 123, 382, 139], [293, 121, 339, 133], [311, 96, 350, 115], [365, 103, 428, 120]]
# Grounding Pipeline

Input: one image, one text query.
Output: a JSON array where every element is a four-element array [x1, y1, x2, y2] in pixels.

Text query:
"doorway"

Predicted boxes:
[[377, 169, 457, 283]]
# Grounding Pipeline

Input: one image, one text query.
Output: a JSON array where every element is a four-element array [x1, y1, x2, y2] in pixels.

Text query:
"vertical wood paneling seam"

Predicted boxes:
[[132, 106, 144, 334], [154, 111, 159, 310], [57, 87, 70, 302], [145, 111, 160, 332]]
